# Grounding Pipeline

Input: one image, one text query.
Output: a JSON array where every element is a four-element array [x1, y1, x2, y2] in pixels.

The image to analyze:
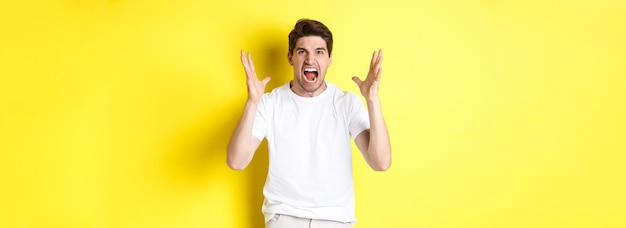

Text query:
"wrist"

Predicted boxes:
[[365, 96, 380, 105], [246, 98, 260, 106]]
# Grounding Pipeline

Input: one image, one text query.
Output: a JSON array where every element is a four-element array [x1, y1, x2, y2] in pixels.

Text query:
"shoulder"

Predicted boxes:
[[326, 82, 361, 102], [262, 82, 291, 101], [256, 83, 290, 117]]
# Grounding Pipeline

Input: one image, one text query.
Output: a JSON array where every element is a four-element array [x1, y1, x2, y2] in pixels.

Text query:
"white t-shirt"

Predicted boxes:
[[252, 81, 370, 223]]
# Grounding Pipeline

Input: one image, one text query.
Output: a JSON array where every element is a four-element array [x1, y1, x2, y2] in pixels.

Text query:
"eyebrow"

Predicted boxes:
[[296, 47, 327, 52]]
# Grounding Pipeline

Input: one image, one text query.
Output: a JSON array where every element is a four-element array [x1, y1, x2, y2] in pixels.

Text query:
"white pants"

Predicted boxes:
[[265, 214, 353, 228]]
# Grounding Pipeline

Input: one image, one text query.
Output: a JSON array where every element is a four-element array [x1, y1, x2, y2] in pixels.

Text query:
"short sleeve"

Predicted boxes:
[[348, 93, 370, 139], [251, 96, 268, 141]]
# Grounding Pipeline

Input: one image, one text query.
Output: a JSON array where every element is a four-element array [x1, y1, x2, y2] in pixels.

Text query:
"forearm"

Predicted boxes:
[[365, 97, 392, 171], [226, 100, 260, 170]]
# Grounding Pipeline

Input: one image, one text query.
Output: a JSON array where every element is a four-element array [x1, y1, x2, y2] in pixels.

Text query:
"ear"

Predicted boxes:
[[329, 53, 332, 67], [287, 52, 293, 66]]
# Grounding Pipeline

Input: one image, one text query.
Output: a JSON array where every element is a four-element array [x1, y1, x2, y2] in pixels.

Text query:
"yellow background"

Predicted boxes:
[[1, 0, 625, 227]]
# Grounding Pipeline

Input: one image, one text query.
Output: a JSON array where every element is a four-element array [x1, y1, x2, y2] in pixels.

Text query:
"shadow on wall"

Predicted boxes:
[[159, 25, 290, 228], [161, 103, 239, 183], [242, 26, 293, 228]]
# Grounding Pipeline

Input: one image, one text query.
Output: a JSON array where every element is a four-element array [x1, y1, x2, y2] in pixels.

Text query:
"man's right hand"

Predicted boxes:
[[240, 50, 271, 103]]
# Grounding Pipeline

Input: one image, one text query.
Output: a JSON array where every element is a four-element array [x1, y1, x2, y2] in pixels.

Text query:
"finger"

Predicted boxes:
[[375, 50, 383, 71], [241, 51, 254, 79], [372, 49, 382, 67], [370, 51, 377, 69], [352, 76, 362, 86], [261, 76, 271, 86], [241, 50, 249, 69], [375, 67, 382, 81], [248, 52, 256, 72]]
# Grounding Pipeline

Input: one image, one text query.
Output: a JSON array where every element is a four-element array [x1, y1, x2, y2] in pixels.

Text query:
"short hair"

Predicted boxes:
[[288, 19, 333, 56]]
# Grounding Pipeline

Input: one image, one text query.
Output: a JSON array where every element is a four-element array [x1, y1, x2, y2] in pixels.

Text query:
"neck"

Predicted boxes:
[[290, 81, 327, 97]]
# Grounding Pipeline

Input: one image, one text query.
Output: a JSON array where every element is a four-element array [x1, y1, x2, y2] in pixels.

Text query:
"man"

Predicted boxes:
[[227, 19, 391, 228]]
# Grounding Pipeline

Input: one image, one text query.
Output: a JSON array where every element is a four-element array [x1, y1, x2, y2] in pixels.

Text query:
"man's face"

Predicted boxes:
[[288, 36, 332, 97]]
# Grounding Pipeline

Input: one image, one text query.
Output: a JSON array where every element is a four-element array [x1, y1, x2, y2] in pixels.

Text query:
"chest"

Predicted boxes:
[[268, 100, 349, 142]]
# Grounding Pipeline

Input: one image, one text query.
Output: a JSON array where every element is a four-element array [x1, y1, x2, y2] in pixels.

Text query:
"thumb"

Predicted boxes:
[[261, 76, 271, 86], [352, 76, 362, 86]]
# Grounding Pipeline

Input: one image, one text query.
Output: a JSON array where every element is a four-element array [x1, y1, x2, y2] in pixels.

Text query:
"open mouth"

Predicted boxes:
[[303, 67, 318, 83]]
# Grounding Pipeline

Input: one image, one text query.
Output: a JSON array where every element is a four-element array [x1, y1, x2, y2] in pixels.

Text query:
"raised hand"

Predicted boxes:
[[240, 50, 271, 103], [352, 49, 383, 102]]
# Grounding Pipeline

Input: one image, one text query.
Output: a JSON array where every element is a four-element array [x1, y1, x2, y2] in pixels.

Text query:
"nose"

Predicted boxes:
[[305, 53, 315, 64]]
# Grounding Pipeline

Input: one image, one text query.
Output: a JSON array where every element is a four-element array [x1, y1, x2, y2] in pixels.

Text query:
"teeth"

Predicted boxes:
[[304, 68, 317, 72]]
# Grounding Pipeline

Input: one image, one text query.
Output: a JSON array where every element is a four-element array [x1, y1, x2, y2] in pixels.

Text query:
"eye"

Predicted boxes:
[[297, 50, 306, 55], [316, 50, 325, 55]]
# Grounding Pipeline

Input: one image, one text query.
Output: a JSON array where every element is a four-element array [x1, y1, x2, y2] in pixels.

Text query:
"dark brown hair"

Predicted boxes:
[[288, 19, 333, 56]]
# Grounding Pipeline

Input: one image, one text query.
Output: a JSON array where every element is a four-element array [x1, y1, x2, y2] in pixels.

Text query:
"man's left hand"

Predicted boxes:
[[352, 49, 383, 102]]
